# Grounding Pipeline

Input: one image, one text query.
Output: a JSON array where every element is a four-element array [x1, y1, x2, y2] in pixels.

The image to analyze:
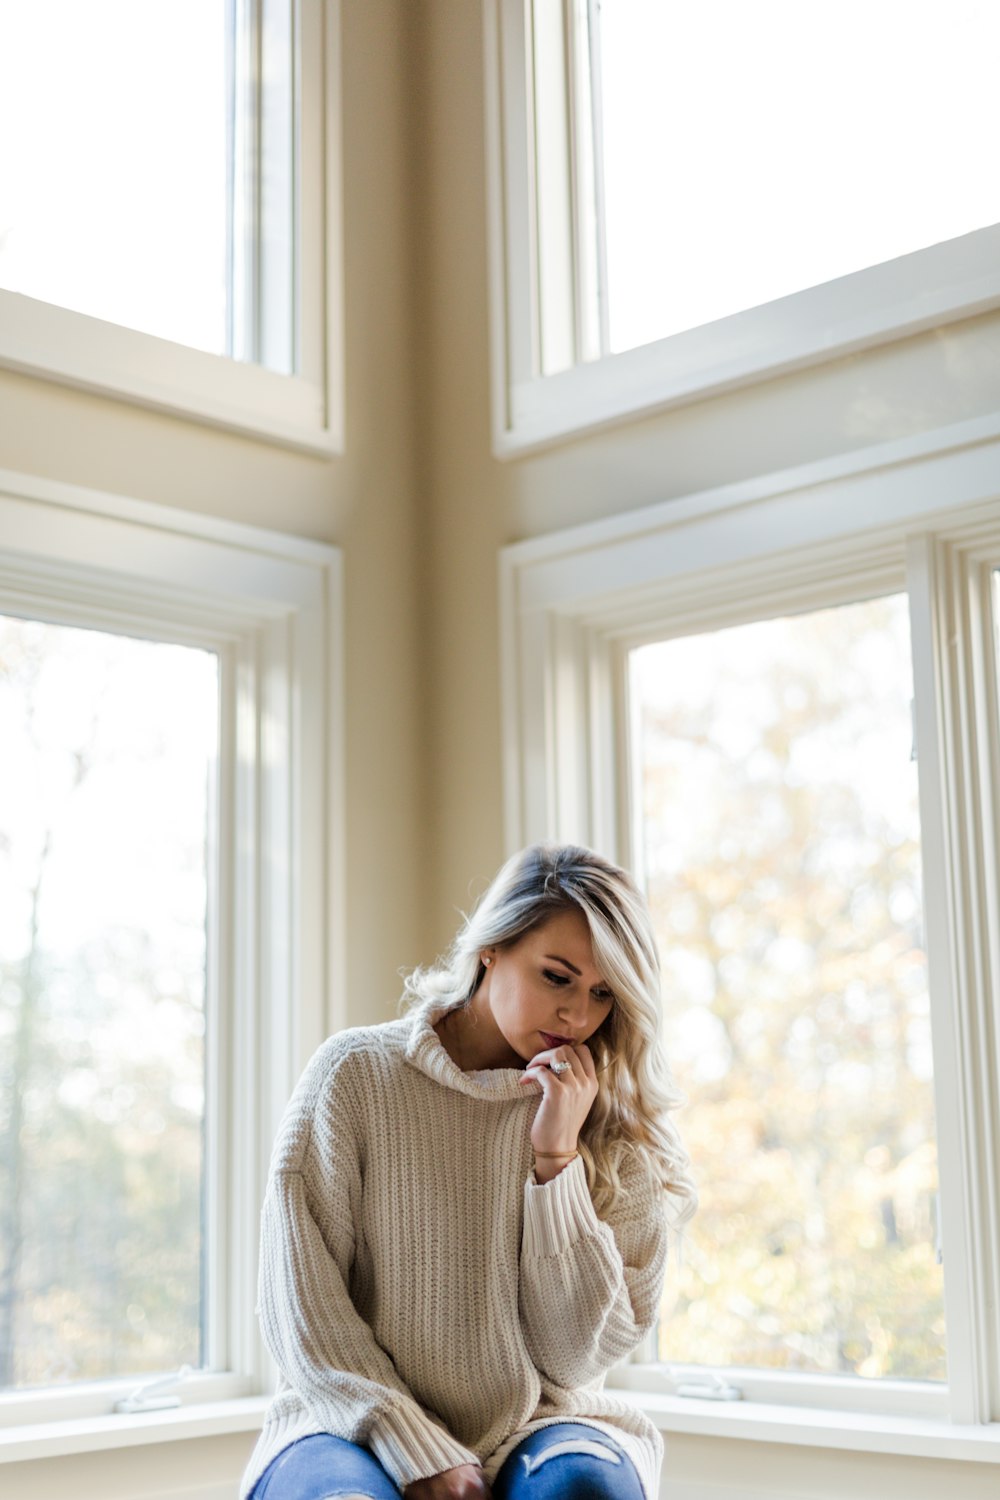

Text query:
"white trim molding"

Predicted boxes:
[[0, 2, 344, 455], [499, 413, 1000, 1434], [0, 466, 345, 1438], [483, 0, 1000, 457]]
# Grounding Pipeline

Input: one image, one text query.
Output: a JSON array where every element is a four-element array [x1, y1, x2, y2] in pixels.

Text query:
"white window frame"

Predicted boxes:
[[0, 1, 344, 456], [483, 0, 1000, 458], [499, 411, 1000, 1457], [0, 467, 345, 1455]]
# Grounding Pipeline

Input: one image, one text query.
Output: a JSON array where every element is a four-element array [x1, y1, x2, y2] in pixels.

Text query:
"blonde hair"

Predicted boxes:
[[401, 843, 697, 1229]]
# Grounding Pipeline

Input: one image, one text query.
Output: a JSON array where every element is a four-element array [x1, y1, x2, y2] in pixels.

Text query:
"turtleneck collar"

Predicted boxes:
[[402, 994, 533, 1101]]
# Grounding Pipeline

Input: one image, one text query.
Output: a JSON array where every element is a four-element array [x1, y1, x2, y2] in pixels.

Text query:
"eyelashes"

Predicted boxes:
[[542, 969, 615, 1005]]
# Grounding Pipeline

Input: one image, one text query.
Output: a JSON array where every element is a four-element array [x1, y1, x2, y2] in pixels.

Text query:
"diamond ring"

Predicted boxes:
[[550, 1059, 571, 1074]]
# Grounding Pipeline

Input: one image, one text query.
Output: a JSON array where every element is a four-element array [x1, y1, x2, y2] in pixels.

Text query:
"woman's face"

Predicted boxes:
[[477, 906, 616, 1066]]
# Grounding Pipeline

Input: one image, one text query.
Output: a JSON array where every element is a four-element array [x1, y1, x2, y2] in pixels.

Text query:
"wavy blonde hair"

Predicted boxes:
[[401, 843, 697, 1229]]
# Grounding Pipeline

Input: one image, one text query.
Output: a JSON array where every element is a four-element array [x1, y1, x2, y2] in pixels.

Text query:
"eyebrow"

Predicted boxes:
[[545, 953, 581, 974], [545, 954, 611, 992]]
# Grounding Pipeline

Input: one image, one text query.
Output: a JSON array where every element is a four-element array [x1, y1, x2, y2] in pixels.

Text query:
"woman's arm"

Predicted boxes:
[[257, 1040, 481, 1490], [517, 1153, 669, 1389]]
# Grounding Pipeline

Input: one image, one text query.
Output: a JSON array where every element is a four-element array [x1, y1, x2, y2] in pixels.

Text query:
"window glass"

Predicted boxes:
[[597, 0, 1000, 356], [630, 594, 945, 1381], [0, 0, 228, 356], [0, 615, 217, 1388]]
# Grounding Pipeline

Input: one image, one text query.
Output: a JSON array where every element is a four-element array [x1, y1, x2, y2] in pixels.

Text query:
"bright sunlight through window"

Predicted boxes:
[[0, 1, 228, 355], [0, 615, 217, 1389], [630, 595, 945, 1381], [597, 0, 1000, 355]]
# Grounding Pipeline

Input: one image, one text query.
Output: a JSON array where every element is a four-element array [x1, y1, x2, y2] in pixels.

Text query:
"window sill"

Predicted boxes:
[[0, 1395, 271, 1464], [0, 288, 341, 456], [486, 198, 1000, 458], [624, 1391, 1000, 1464], [4, 1390, 999, 1469]]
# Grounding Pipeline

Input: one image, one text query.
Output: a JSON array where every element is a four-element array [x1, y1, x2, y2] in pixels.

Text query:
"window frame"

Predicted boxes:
[[0, 1, 343, 456], [0, 466, 345, 1439], [483, 0, 1000, 458], [498, 412, 1000, 1442]]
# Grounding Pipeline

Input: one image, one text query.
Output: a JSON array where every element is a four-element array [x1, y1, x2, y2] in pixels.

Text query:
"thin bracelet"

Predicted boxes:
[[534, 1149, 579, 1159]]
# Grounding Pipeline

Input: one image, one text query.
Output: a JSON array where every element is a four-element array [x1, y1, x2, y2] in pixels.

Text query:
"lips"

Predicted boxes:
[[540, 1031, 574, 1047]]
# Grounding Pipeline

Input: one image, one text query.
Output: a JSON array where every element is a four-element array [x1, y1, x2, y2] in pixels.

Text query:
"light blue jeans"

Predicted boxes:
[[249, 1423, 647, 1500]]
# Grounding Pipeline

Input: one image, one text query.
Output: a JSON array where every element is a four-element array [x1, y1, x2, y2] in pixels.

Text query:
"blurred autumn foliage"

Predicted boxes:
[[0, 617, 210, 1388], [637, 594, 945, 1381]]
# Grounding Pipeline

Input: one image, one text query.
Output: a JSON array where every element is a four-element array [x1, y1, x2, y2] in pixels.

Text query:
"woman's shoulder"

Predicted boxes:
[[296, 1017, 410, 1097], [271, 1021, 409, 1169]]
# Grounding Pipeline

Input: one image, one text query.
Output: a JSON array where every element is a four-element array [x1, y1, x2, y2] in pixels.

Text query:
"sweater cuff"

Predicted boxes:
[[522, 1153, 603, 1258], [368, 1401, 480, 1490]]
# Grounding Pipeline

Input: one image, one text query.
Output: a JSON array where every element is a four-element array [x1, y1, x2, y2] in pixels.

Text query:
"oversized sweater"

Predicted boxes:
[[240, 995, 671, 1500]]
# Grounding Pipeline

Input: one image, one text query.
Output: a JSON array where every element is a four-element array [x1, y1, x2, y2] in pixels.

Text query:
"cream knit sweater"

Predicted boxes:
[[240, 996, 670, 1500]]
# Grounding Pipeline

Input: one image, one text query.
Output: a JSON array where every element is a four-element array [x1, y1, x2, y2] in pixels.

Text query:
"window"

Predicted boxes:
[[0, 2, 232, 361], [0, 619, 217, 1391], [0, 1, 343, 452], [499, 422, 1000, 1442], [631, 597, 944, 1387], [485, 0, 1000, 453], [0, 468, 343, 1436], [594, 0, 1000, 360]]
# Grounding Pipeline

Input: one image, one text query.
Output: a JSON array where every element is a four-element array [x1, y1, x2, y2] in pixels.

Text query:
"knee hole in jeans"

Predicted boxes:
[[521, 1440, 624, 1476]]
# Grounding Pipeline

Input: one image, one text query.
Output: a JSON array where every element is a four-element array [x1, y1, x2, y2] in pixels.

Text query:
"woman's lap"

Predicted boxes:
[[250, 1424, 645, 1500]]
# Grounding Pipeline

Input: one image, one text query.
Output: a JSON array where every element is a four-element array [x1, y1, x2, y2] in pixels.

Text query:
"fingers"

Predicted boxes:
[[529, 1042, 593, 1079], [518, 1045, 599, 1098], [404, 1464, 491, 1500]]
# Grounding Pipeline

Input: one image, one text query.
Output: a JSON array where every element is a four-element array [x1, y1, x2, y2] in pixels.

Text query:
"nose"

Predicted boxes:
[[557, 995, 590, 1033]]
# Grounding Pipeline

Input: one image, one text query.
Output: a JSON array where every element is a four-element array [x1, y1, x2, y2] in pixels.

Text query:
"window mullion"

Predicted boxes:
[[530, 0, 576, 376], [231, 0, 262, 365], [565, 0, 602, 365], [204, 643, 237, 1376], [906, 534, 994, 1423], [224, 0, 238, 361], [584, 0, 610, 359], [259, 0, 296, 375], [961, 555, 1000, 1419]]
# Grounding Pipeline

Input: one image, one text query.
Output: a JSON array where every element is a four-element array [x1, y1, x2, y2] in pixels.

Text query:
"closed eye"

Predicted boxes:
[[543, 969, 615, 1005]]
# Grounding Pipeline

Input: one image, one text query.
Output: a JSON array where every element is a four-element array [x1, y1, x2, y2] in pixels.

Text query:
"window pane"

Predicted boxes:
[[0, 616, 217, 1388], [631, 595, 945, 1381], [598, 0, 1000, 355], [0, 1, 228, 355]]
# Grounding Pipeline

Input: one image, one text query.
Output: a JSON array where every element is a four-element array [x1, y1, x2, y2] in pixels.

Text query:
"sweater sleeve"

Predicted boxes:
[[518, 1152, 669, 1389], [257, 1040, 481, 1490]]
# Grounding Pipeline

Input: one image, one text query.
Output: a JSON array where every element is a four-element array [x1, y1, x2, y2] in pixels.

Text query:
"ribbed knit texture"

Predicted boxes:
[[240, 996, 670, 1500]]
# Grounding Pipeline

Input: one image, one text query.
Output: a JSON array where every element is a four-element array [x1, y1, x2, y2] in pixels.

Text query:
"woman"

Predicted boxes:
[[242, 844, 696, 1500]]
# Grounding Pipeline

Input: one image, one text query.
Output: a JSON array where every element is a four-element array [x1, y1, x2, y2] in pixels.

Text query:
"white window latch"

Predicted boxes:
[[675, 1371, 743, 1402], [114, 1363, 195, 1414]]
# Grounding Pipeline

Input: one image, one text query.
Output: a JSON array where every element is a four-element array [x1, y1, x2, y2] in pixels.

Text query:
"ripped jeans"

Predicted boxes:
[[248, 1424, 647, 1500]]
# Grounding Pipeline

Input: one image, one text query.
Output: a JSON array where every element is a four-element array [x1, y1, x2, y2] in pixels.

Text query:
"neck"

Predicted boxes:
[[440, 1000, 524, 1072]]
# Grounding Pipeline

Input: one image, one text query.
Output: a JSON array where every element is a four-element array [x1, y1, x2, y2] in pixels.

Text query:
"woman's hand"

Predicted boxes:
[[517, 1040, 599, 1159], [403, 1465, 491, 1500]]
